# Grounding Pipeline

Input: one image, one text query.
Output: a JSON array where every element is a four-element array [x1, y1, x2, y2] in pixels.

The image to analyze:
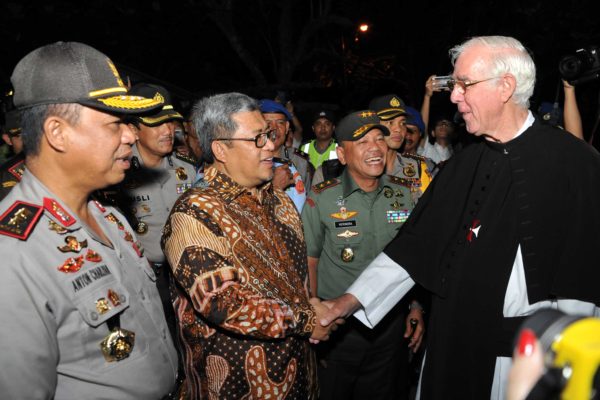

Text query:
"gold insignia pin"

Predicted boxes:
[[100, 328, 135, 362], [57, 236, 88, 253], [175, 167, 188, 181], [403, 164, 416, 177], [96, 298, 110, 315], [330, 207, 358, 220], [337, 230, 359, 239], [341, 247, 354, 262], [384, 188, 393, 198]]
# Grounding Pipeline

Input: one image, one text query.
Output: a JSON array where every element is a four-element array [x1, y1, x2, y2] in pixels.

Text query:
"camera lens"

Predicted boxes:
[[559, 55, 583, 80]]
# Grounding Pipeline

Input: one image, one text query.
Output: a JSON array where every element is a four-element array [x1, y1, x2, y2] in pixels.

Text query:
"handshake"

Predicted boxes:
[[308, 294, 362, 343]]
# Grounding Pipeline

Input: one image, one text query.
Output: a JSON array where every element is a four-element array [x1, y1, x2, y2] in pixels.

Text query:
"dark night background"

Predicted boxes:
[[1, 0, 600, 146]]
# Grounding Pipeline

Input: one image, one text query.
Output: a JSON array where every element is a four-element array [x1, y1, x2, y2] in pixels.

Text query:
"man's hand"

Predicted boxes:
[[320, 293, 361, 326], [272, 164, 294, 190], [404, 307, 425, 352], [309, 298, 343, 343]]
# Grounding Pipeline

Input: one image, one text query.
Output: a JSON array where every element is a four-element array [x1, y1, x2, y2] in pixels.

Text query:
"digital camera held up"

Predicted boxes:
[[516, 308, 600, 399], [558, 46, 600, 85]]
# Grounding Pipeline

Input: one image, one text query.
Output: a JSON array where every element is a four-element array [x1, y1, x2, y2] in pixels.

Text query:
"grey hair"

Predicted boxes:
[[449, 36, 536, 108], [20, 103, 82, 156], [191, 92, 259, 164]]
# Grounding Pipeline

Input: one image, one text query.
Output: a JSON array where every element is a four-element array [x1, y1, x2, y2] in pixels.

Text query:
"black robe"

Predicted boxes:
[[383, 120, 600, 399]]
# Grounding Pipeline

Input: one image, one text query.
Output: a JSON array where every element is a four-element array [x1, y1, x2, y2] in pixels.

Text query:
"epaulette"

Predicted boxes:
[[387, 174, 418, 187], [311, 178, 340, 194], [402, 152, 428, 162], [174, 151, 197, 166], [8, 159, 26, 181], [0, 200, 44, 240], [293, 148, 309, 160]]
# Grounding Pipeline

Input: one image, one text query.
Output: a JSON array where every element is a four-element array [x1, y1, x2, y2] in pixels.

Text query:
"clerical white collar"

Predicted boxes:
[[513, 111, 535, 140]]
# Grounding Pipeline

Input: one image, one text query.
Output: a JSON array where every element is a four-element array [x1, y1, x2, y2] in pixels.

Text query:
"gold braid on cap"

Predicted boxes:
[[353, 123, 376, 138], [97, 93, 165, 110]]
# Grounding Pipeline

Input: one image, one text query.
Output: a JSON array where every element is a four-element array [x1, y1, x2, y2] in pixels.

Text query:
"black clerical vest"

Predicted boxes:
[[384, 120, 600, 399]]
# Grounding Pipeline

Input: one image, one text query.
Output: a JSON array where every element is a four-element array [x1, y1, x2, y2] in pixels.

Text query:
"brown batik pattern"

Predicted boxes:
[[162, 167, 317, 399]]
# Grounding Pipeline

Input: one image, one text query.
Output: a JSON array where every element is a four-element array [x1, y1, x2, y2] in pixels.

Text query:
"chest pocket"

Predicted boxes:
[[68, 264, 131, 328]]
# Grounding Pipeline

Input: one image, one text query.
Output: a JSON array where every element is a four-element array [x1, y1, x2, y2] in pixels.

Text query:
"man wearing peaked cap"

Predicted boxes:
[[370, 94, 438, 204], [301, 109, 338, 170], [100, 83, 196, 355], [259, 98, 312, 212], [301, 110, 423, 400], [0, 42, 180, 399]]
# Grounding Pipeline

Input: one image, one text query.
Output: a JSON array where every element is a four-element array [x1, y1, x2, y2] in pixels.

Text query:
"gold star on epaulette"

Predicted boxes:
[[0, 201, 44, 240], [312, 178, 341, 193], [359, 111, 375, 118]]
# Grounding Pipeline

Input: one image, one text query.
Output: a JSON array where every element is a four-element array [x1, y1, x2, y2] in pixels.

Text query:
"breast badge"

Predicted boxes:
[[403, 164, 417, 177], [57, 236, 88, 253], [136, 221, 148, 235], [337, 230, 359, 239], [175, 167, 188, 181], [330, 206, 358, 220], [100, 327, 135, 362], [58, 255, 85, 273], [341, 247, 354, 262]]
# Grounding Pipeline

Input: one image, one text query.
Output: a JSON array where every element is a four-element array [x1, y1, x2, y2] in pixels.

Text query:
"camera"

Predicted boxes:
[[432, 75, 453, 91], [516, 308, 600, 399], [558, 46, 600, 85]]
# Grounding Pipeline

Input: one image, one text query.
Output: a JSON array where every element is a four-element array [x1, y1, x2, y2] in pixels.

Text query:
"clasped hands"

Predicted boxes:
[[308, 294, 362, 343]]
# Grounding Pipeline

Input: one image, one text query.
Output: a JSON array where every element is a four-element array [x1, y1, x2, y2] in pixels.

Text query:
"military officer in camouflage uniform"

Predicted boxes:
[[0, 42, 178, 399], [301, 110, 424, 400], [369, 94, 438, 204], [104, 83, 196, 343]]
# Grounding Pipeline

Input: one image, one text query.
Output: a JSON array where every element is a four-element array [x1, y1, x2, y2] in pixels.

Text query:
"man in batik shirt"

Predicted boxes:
[[162, 92, 336, 400]]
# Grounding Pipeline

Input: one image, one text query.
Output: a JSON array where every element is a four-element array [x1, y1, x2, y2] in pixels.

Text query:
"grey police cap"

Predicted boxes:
[[11, 41, 164, 114]]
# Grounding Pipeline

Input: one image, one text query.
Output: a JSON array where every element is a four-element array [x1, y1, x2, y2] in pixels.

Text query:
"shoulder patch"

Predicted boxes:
[[293, 148, 309, 160], [174, 151, 197, 166], [0, 201, 44, 240], [311, 178, 340, 193]]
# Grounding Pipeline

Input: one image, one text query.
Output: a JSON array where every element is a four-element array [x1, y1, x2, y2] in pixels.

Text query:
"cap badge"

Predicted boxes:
[[390, 97, 401, 107]]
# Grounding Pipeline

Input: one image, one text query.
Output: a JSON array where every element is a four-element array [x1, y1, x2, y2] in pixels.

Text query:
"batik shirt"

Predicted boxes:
[[162, 167, 317, 400]]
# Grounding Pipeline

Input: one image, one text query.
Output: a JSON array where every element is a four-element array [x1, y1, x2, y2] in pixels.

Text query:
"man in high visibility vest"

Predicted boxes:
[[301, 110, 338, 170]]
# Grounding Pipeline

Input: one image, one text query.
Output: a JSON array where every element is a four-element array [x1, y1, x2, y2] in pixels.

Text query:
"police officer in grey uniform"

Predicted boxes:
[[0, 42, 178, 399], [369, 94, 438, 204], [301, 110, 425, 400], [259, 98, 312, 212], [103, 83, 196, 346]]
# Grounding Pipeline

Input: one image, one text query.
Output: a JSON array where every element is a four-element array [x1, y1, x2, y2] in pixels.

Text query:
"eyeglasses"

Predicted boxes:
[[214, 129, 276, 148], [447, 77, 499, 94]]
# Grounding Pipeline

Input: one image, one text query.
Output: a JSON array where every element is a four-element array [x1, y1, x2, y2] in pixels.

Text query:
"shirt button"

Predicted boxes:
[[90, 311, 99, 321], [140, 291, 146, 300]]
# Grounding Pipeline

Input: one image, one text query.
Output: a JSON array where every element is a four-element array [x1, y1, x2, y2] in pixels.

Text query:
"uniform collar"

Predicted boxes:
[[340, 168, 387, 198]]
